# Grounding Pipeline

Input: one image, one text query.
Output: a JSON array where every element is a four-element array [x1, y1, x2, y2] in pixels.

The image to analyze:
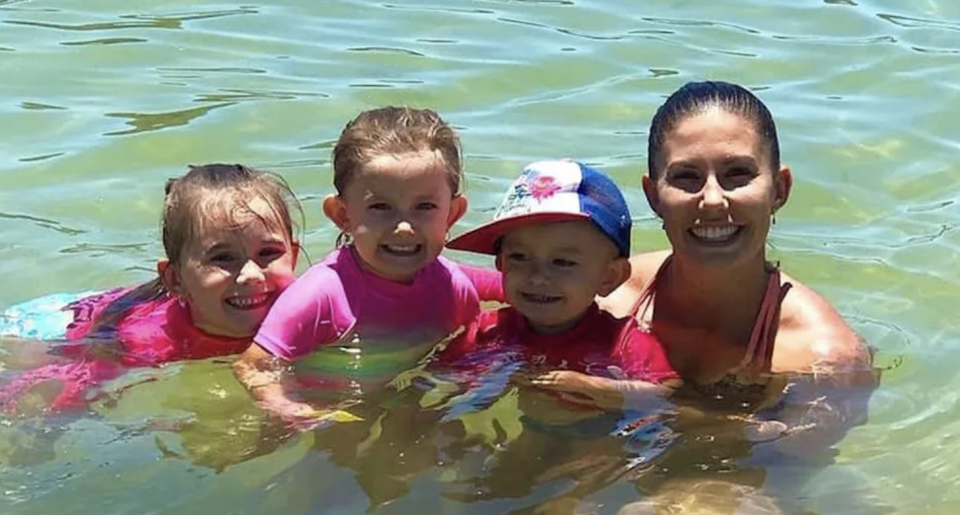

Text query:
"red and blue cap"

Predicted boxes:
[[447, 159, 632, 257]]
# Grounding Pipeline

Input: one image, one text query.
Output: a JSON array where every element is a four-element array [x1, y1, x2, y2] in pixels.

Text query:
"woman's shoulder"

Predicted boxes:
[[598, 250, 671, 318], [775, 272, 872, 373]]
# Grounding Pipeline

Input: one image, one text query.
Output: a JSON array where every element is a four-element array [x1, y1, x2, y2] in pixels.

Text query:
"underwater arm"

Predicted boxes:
[[530, 371, 676, 412], [232, 343, 320, 426]]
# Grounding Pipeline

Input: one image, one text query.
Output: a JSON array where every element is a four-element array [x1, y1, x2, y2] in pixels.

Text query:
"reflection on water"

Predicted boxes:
[[0, 331, 888, 515], [104, 102, 235, 136], [60, 37, 147, 46]]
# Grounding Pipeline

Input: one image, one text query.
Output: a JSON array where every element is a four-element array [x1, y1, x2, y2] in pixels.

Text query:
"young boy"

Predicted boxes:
[[443, 159, 680, 410]]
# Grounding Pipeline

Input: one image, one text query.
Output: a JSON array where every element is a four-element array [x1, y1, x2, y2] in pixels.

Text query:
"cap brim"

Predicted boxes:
[[447, 212, 590, 255]]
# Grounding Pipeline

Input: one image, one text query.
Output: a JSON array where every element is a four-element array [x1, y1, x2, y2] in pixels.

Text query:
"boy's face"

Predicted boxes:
[[498, 220, 627, 334]]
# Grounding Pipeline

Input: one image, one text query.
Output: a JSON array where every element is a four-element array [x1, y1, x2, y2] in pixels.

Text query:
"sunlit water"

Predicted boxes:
[[2, 0, 960, 513]]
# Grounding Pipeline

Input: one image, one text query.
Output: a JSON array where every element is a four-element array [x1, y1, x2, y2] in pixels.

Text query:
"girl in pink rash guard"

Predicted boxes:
[[0, 164, 301, 415], [233, 106, 501, 426]]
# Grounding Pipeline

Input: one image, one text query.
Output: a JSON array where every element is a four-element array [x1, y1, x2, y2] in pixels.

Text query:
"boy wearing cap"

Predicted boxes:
[[443, 160, 680, 410]]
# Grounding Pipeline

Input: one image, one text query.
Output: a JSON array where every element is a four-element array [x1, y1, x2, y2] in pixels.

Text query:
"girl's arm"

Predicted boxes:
[[232, 343, 320, 426]]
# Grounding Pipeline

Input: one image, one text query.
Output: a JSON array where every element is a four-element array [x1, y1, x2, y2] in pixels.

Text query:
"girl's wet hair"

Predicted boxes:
[[86, 163, 302, 336], [647, 81, 780, 177], [330, 106, 464, 247], [332, 106, 463, 195]]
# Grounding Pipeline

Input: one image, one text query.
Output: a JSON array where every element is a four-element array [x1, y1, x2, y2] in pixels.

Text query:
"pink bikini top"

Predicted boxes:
[[629, 256, 793, 390]]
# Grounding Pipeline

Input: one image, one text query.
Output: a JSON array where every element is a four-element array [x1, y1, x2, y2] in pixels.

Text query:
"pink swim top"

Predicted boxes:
[[630, 255, 792, 396], [1, 288, 251, 414], [255, 246, 485, 361], [64, 288, 250, 364]]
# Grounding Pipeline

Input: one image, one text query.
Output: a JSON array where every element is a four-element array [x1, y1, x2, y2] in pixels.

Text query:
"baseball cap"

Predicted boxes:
[[447, 159, 632, 257]]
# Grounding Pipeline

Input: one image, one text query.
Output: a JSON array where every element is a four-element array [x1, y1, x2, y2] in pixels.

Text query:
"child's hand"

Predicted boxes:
[[260, 398, 363, 430], [529, 370, 624, 411], [530, 371, 672, 412]]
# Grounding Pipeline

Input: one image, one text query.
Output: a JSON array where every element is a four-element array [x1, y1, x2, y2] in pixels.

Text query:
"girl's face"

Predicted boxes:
[[324, 150, 467, 283], [160, 196, 299, 338], [643, 108, 791, 268]]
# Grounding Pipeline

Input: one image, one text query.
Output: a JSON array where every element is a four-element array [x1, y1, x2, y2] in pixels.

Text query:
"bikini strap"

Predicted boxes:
[[736, 265, 793, 376], [626, 255, 672, 331]]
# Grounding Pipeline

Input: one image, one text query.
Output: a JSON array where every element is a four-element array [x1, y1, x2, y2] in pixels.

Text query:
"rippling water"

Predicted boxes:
[[2, 0, 959, 513]]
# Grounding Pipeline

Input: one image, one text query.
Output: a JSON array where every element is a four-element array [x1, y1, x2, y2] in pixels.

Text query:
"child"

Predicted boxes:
[[0, 163, 301, 414], [443, 159, 681, 410], [233, 106, 501, 424]]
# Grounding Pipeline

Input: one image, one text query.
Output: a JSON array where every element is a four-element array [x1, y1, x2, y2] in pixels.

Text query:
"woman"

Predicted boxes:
[[600, 81, 880, 513], [601, 80, 873, 401]]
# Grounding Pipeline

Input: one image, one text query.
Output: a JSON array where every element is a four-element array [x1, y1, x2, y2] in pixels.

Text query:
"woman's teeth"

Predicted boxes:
[[691, 225, 740, 241]]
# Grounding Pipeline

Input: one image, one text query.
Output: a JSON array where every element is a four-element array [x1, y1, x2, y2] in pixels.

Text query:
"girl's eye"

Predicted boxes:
[[209, 253, 235, 264], [506, 252, 527, 262], [259, 247, 284, 259]]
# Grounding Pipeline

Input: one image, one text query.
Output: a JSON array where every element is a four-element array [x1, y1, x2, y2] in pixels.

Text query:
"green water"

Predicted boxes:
[[1, 0, 959, 513]]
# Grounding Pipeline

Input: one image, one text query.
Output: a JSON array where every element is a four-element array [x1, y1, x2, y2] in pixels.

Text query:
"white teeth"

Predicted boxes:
[[691, 226, 739, 241], [228, 293, 269, 308]]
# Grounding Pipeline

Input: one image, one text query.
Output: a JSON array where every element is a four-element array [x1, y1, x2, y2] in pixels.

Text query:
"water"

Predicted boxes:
[[1, 0, 959, 513]]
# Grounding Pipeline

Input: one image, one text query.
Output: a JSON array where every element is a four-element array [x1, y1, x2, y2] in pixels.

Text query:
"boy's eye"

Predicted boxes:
[[553, 258, 578, 267], [368, 202, 391, 211], [506, 252, 528, 262], [416, 202, 438, 210]]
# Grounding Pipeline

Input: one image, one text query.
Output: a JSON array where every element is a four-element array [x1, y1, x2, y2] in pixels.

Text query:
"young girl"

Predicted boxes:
[[0, 163, 301, 414], [233, 106, 501, 425]]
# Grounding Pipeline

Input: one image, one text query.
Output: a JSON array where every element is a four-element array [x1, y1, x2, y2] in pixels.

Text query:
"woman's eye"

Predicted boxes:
[[672, 170, 699, 181]]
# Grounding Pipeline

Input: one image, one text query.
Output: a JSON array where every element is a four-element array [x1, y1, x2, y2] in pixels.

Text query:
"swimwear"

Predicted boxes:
[[629, 255, 792, 406]]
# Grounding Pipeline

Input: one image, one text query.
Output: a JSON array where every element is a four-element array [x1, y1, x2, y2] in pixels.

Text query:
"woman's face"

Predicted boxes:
[[643, 108, 791, 268]]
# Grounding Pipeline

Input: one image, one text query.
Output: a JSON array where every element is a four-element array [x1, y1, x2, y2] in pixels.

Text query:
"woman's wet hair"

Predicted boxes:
[[647, 81, 780, 177], [85, 163, 302, 337]]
